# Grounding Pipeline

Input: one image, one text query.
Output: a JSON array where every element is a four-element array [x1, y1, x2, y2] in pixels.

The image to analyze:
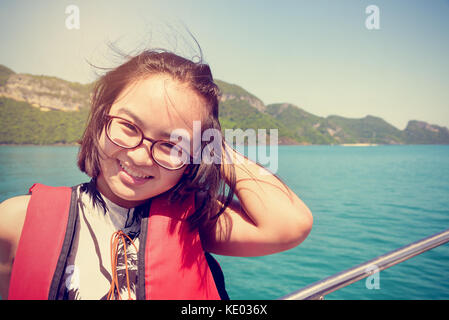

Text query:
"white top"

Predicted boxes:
[[58, 184, 142, 300]]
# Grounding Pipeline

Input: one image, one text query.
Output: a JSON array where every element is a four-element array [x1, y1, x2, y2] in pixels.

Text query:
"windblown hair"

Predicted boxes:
[[77, 49, 236, 231]]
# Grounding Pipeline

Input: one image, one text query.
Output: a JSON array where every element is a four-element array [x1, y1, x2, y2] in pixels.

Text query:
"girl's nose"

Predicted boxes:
[[126, 141, 156, 167]]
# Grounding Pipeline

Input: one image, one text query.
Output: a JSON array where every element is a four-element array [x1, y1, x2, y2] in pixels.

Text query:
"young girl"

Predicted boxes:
[[0, 50, 313, 300]]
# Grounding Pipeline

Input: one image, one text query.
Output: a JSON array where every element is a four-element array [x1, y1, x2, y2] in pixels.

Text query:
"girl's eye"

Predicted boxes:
[[158, 142, 177, 151], [119, 121, 138, 132]]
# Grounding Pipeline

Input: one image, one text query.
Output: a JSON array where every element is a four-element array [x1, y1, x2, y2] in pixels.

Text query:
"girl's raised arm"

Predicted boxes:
[[200, 143, 313, 257]]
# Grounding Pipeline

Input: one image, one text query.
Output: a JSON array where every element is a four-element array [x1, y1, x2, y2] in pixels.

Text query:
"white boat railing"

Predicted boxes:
[[280, 228, 449, 300]]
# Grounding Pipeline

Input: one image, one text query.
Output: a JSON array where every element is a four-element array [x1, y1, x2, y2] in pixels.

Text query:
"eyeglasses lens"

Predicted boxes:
[[107, 117, 188, 170]]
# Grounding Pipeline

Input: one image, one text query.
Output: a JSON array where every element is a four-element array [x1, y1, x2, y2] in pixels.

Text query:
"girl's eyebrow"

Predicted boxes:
[[116, 107, 176, 139], [116, 108, 144, 127]]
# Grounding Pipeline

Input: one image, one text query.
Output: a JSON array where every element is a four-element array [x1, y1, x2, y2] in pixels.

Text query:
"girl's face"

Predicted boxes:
[[96, 75, 205, 208]]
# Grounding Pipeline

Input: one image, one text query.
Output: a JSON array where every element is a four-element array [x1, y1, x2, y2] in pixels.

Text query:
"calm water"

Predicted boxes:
[[1, 145, 448, 300]]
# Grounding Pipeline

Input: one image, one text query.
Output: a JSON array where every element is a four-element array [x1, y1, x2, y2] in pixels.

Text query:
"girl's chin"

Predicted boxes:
[[97, 170, 151, 207], [108, 183, 153, 207], [112, 177, 153, 197]]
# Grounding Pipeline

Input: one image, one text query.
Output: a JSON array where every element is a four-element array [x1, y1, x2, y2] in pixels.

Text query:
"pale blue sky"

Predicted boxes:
[[1, 0, 448, 130]]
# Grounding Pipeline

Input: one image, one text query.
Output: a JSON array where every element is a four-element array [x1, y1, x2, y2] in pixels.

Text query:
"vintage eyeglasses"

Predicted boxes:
[[105, 115, 190, 170]]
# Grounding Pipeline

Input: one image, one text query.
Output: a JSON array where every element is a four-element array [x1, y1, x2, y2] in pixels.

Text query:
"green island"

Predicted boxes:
[[1, 64, 448, 145]]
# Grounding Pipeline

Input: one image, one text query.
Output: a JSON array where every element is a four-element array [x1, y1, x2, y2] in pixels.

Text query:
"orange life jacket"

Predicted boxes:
[[8, 183, 228, 300]]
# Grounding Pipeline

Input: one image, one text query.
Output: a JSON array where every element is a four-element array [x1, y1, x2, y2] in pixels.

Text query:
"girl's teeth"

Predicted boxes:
[[119, 162, 151, 179]]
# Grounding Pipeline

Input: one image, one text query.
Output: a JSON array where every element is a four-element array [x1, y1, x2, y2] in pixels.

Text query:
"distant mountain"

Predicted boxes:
[[266, 103, 332, 144], [0, 64, 92, 112], [403, 120, 449, 144], [0, 64, 448, 145], [322, 114, 405, 145], [0, 64, 15, 87]]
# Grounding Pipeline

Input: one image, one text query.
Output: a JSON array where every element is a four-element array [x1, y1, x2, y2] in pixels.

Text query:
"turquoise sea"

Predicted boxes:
[[1, 145, 448, 300]]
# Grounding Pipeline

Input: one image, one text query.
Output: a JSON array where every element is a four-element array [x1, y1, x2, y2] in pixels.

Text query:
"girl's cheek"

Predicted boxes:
[[99, 129, 122, 159]]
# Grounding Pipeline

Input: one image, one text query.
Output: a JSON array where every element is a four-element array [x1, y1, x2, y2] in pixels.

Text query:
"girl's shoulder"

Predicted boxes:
[[0, 195, 30, 245], [0, 195, 30, 299]]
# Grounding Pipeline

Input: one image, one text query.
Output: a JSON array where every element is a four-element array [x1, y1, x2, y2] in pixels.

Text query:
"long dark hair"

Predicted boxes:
[[77, 49, 236, 231]]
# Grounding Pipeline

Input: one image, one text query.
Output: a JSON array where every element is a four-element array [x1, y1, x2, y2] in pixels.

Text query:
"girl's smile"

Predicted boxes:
[[117, 159, 154, 186]]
